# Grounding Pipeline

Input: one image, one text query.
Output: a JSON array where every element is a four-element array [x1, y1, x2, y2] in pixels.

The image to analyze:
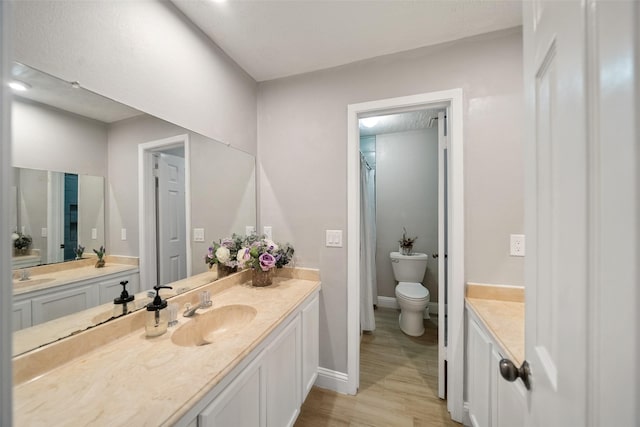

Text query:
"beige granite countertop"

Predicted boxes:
[[12, 255, 139, 294], [465, 283, 525, 366], [14, 268, 320, 426]]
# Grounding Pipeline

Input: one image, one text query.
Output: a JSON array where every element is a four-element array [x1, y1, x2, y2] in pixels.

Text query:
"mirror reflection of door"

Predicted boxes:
[[155, 152, 187, 285], [63, 173, 78, 261]]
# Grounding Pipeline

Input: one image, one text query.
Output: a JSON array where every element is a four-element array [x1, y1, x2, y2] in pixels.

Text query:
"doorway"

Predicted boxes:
[[347, 89, 465, 422], [138, 134, 192, 290]]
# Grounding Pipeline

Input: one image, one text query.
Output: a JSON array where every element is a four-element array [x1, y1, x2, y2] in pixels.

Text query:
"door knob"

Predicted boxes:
[[432, 253, 438, 258], [499, 358, 531, 390]]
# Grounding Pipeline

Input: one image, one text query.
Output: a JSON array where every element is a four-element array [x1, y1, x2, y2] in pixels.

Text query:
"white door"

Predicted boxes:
[[522, 1, 638, 425], [437, 110, 448, 400], [523, 1, 588, 425], [157, 153, 187, 285]]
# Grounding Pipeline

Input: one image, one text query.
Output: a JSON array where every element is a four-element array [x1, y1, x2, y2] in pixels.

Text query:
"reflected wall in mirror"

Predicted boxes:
[[10, 62, 256, 354], [11, 167, 105, 268]]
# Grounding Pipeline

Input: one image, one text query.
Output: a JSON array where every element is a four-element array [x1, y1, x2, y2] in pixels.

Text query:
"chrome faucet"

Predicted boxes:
[[183, 291, 212, 317]]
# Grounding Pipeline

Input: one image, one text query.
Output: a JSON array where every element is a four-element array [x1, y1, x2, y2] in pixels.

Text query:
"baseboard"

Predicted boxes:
[[376, 296, 398, 309], [377, 297, 440, 318], [314, 367, 351, 394]]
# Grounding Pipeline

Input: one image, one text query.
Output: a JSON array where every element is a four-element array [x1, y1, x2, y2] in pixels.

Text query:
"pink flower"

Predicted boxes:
[[259, 253, 276, 271]]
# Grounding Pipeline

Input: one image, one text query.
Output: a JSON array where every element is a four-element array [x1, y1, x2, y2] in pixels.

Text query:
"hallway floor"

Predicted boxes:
[[296, 307, 461, 426]]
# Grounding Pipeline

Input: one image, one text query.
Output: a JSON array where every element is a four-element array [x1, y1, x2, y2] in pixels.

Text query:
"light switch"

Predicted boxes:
[[41, 228, 48, 238], [245, 226, 256, 236], [121, 228, 127, 241], [193, 228, 205, 242], [326, 230, 343, 248], [91, 228, 97, 239], [263, 226, 273, 240]]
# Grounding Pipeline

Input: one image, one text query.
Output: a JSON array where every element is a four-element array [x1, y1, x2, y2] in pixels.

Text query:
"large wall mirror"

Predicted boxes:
[[11, 63, 257, 355]]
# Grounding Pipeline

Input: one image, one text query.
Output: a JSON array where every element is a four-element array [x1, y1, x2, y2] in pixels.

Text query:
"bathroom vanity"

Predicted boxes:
[[464, 284, 526, 427], [13, 268, 321, 426]]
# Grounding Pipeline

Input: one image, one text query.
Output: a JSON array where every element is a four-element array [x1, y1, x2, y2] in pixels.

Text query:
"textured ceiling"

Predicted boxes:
[[171, 0, 522, 81]]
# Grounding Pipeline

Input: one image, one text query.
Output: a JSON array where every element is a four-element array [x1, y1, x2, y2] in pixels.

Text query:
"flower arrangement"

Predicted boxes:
[[12, 232, 32, 254], [205, 234, 245, 269], [399, 227, 417, 255], [245, 236, 295, 272], [93, 245, 106, 268], [74, 245, 85, 260], [204, 234, 295, 285]]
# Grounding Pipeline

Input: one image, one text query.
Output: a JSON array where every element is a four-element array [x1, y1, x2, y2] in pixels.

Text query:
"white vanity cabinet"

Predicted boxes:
[[465, 309, 526, 427], [14, 270, 139, 328], [188, 289, 320, 427]]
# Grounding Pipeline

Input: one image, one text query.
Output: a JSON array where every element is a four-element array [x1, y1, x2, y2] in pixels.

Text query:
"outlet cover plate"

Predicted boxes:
[[510, 234, 525, 257]]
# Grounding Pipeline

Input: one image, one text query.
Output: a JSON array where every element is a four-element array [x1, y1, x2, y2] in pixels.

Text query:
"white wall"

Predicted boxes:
[[257, 28, 524, 373], [12, 0, 257, 156], [375, 129, 439, 300], [12, 99, 108, 176]]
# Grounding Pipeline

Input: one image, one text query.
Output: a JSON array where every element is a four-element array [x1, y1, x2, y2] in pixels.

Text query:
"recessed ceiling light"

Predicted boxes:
[[8, 80, 30, 91], [361, 117, 379, 128]]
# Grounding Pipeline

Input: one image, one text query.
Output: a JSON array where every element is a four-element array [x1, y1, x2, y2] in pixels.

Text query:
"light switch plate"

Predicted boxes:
[[121, 228, 127, 241], [510, 234, 525, 256], [245, 226, 256, 236], [326, 230, 343, 248], [193, 228, 205, 242], [263, 226, 273, 240], [41, 228, 48, 238]]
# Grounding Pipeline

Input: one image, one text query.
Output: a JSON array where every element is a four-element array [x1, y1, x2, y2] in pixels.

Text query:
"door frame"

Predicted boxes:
[[138, 134, 191, 290], [346, 88, 465, 421]]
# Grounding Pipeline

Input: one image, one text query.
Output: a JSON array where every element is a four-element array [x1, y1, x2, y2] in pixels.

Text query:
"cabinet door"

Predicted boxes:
[[301, 293, 319, 400], [467, 317, 493, 427], [492, 350, 526, 427], [31, 285, 98, 325], [266, 316, 301, 427], [13, 300, 32, 331], [199, 354, 266, 427]]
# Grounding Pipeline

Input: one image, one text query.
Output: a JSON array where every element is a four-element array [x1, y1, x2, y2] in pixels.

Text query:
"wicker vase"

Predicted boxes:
[[251, 268, 274, 287], [217, 264, 237, 278], [400, 245, 413, 255], [95, 259, 106, 268]]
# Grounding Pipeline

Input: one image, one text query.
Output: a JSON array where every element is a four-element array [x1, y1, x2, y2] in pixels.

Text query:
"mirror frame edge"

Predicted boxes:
[[1, 0, 14, 423]]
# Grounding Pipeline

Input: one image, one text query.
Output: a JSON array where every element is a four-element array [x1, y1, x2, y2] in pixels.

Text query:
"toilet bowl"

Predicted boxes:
[[390, 251, 430, 336], [395, 282, 430, 336]]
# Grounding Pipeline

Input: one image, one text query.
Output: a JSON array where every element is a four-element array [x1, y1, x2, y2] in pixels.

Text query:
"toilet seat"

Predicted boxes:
[[396, 282, 429, 301]]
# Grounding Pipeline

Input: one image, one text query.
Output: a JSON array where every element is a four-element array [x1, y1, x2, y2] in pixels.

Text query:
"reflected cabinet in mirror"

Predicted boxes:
[[10, 63, 256, 355]]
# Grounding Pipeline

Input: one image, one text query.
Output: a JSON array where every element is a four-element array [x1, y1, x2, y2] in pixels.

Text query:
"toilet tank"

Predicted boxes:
[[389, 252, 429, 282]]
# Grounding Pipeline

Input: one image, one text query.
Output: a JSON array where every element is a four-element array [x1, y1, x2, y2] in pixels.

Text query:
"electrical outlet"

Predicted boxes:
[[263, 226, 273, 240], [193, 228, 205, 242], [121, 228, 127, 241], [91, 228, 97, 240], [510, 234, 525, 257], [245, 226, 256, 236]]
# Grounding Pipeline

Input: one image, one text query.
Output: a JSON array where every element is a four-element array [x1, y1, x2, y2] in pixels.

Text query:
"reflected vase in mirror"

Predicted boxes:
[[217, 264, 237, 278]]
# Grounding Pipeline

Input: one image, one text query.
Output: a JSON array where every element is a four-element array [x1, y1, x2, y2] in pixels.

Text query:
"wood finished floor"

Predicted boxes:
[[296, 308, 461, 427]]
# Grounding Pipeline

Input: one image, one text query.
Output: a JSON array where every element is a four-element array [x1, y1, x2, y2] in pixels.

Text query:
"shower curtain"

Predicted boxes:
[[360, 155, 377, 332]]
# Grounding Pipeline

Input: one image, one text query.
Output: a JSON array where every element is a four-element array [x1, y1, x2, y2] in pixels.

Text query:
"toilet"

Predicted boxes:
[[390, 251, 430, 336]]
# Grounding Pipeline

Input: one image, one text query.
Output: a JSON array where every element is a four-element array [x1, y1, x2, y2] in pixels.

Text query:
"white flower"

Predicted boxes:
[[12, 233, 19, 241], [236, 247, 250, 267], [215, 246, 231, 264], [265, 239, 278, 252]]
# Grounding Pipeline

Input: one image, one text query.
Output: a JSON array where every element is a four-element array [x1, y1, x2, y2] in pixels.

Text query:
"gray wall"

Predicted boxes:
[[12, 0, 257, 156], [375, 129, 439, 300], [257, 28, 524, 373], [12, 100, 108, 176]]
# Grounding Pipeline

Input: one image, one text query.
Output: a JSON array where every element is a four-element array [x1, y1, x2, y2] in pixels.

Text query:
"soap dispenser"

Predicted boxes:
[[113, 280, 135, 318], [145, 285, 173, 337]]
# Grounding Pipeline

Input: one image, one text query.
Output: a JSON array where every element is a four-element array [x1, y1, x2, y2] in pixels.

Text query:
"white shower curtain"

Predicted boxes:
[[360, 155, 377, 332]]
